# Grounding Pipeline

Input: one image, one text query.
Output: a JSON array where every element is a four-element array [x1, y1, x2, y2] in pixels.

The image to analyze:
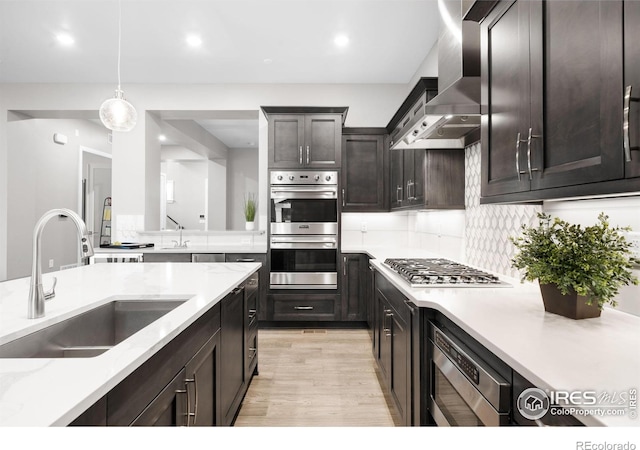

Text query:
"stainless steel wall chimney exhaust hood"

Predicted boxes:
[[389, 0, 491, 149]]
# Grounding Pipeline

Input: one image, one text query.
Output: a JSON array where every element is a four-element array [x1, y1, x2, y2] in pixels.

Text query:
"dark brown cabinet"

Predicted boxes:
[[225, 253, 267, 321], [341, 253, 369, 321], [341, 131, 388, 212], [481, 0, 639, 201], [130, 369, 189, 426], [390, 149, 465, 211], [184, 333, 220, 426], [266, 293, 340, 321], [267, 113, 342, 169], [220, 286, 246, 426], [373, 271, 413, 426]]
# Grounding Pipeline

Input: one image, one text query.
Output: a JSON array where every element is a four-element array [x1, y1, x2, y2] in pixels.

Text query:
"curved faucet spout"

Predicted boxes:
[[28, 208, 95, 319]]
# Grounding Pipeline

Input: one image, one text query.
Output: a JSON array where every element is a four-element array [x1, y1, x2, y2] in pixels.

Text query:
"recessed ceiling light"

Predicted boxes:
[[263, 58, 273, 65], [334, 34, 349, 47], [56, 32, 75, 46], [158, 134, 167, 142], [186, 35, 202, 47]]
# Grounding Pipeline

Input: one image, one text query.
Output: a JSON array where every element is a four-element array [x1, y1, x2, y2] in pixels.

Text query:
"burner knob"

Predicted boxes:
[[314, 175, 320, 181], [289, 175, 295, 181], [276, 175, 283, 181], [325, 175, 332, 182]]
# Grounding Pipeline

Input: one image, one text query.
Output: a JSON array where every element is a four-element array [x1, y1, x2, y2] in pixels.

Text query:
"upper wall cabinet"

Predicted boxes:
[[480, 0, 640, 203], [625, 0, 640, 179], [262, 107, 347, 169], [341, 129, 388, 212]]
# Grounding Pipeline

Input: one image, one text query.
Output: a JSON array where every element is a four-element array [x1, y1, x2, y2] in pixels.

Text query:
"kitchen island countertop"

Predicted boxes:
[[0, 262, 260, 426]]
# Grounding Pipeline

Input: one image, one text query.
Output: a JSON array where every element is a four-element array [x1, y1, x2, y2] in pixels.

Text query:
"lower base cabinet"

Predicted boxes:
[[69, 273, 259, 427]]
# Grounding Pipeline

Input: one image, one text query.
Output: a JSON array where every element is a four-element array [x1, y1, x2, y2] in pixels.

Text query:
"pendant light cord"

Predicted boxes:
[[117, 0, 122, 90]]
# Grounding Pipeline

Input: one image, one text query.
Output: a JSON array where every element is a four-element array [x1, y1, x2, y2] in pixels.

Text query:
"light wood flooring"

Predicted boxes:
[[234, 328, 398, 427]]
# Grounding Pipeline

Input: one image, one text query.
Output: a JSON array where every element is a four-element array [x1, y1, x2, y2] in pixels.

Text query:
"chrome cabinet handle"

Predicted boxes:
[[306, 146, 310, 164], [342, 188, 345, 207], [624, 85, 639, 162], [294, 306, 314, 310], [515, 132, 522, 181], [175, 388, 190, 426], [299, 146, 303, 165], [396, 186, 402, 203], [526, 127, 541, 180], [236, 258, 255, 262], [406, 180, 411, 200], [232, 286, 244, 295], [184, 376, 197, 425], [343, 256, 347, 276]]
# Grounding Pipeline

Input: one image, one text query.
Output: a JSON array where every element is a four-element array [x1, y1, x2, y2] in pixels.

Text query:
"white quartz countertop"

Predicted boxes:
[[360, 247, 640, 427], [0, 262, 261, 426], [94, 243, 267, 254]]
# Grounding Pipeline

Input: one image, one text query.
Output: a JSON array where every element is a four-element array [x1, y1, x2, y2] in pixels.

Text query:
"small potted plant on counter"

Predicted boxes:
[[243, 193, 257, 231], [510, 212, 639, 319]]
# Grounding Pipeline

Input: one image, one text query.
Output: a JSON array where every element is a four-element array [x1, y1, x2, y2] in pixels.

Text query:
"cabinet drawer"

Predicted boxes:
[[143, 253, 191, 263], [269, 294, 339, 321], [244, 272, 259, 299]]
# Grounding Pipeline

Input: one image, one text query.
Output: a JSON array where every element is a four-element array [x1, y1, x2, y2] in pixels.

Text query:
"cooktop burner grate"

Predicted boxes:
[[383, 258, 510, 287]]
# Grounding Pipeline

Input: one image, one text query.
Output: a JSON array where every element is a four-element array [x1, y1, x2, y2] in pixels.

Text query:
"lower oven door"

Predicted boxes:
[[429, 345, 510, 426], [270, 237, 337, 289]]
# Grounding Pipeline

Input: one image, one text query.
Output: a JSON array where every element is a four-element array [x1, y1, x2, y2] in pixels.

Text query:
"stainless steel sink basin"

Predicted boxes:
[[0, 299, 188, 358]]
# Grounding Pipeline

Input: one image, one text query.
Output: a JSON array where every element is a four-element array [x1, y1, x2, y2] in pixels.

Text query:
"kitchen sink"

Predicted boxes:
[[0, 298, 188, 358]]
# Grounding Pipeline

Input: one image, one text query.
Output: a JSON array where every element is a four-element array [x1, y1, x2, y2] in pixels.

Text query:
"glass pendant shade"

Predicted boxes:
[[99, 88, 137, 132]]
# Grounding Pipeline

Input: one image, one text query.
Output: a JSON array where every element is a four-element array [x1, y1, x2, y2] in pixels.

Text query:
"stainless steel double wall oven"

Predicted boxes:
[[269, 170, 339, 290]]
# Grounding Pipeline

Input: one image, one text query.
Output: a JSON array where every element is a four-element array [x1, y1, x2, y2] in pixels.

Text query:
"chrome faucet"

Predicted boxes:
[[28, 208, 94, 319], [172, 226, 189, 248]]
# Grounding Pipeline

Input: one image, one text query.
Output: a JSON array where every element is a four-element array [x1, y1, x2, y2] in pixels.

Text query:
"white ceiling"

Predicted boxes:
[[0, 0, 441, 84]]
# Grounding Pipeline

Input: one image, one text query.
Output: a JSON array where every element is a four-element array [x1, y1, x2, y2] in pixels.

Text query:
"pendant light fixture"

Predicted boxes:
[[99, 0, 137, 132]]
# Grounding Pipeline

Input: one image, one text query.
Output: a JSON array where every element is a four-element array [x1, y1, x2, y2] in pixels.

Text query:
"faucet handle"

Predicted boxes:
[[183, 240, 190, 248], [172, 240, 179, 248], [44, 277, 57, 301]]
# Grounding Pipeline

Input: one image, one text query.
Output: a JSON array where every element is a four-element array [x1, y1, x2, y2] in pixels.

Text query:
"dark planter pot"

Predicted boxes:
[[539, 284, 602, 319]]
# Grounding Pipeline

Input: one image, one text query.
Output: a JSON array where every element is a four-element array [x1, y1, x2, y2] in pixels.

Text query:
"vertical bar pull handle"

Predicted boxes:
[[299, 146, 303, 165], [624, 85, 639, 162], [343, 256, 347, 276], [516, 132, 522, 181], [306, 146, 310, 164], [342, 188, 345, 207], [526, 127, 541, 180]]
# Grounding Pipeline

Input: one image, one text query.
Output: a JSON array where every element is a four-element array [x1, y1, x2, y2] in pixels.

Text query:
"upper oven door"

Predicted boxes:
[[270, 186, 338, 227]]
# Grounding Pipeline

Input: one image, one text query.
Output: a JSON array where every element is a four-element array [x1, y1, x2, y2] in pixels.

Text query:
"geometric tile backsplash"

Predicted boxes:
[[464, 143, 541, 278]]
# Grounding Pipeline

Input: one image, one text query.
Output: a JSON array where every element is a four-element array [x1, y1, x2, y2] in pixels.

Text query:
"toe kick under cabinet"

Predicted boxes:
[[69, 272, 259, 427]]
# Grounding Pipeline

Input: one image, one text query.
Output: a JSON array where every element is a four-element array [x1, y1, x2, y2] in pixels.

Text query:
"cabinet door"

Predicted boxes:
[[390, 149, 404, 209], [624, 0, 640, 179], [220, 287, 246, 426], [341, 134, 387, 212], [529, 0, 624, 190], [404, 149, 426, 206], [130, 369, 188, 426], [268, 114, 305, 168], [424, 150, 465, 208], [341, 254, 366, 321], [377, 293, 392, 382], [184, 331, 220, 426], [304, 114, 342, 167], [390, 310, 409, 426], [481, 0, 532, 197]]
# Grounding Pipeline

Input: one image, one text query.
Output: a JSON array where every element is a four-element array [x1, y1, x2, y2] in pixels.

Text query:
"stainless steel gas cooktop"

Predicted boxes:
[[383, 258, 510, 288]]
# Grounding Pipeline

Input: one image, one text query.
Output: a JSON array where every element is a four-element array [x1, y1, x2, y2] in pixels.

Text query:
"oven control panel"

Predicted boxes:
[[435, 329, 480, 385], [270, 171, 338, 185]]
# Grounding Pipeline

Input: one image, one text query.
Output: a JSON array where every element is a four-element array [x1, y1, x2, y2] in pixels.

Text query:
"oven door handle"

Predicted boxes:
[[270, 188, 337, 194], [432, 345, 505, 427]]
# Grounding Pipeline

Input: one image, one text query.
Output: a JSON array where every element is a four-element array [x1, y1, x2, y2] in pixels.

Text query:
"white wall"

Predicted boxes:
[[207, 160, 227, 231], [226, 148, 259, 230], [407, 41, 439, 91], [5, 118, 111, 280]]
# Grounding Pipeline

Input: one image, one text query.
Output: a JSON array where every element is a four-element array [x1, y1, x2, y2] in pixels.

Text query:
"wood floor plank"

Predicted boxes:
[[234, 328, 396, 427]]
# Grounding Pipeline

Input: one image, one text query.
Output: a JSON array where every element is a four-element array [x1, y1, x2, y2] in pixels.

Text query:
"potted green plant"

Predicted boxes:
[[510, 212, 638, 319], [243, 193, 257, 231]]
